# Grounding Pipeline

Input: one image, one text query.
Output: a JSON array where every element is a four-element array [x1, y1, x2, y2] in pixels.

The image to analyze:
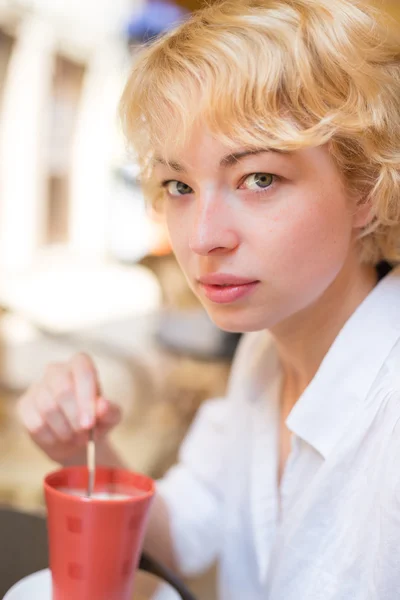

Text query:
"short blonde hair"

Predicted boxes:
[[120, 0, 400, 264]]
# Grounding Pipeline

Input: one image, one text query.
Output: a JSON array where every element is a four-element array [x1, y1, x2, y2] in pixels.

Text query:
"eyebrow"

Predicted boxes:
[[220, 148, 279, 167], [153, 148, 280, 172]]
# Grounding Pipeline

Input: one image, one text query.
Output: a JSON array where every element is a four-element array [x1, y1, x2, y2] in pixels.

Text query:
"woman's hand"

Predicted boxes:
[[17, 353, 121, 464]]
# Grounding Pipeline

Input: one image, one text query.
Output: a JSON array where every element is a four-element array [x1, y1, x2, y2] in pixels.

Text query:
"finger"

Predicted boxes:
[[96, 398, 122, 424], [73, 430, 89, 447], [96, 396, 114, 418], [35, 387, 75, 442], [46, 366, 80, 432], [18, 391, 43, 433], [71, 354, 99, 429], [96, 402, 122, 434], [18, 397, 57, 447], [34, 424, 58, 447], [95, 396, 107, 417], [58, 391, 82, 434]]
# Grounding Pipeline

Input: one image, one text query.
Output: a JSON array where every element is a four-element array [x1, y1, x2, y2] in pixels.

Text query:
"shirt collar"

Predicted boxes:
[[286, 265, 400, 459]]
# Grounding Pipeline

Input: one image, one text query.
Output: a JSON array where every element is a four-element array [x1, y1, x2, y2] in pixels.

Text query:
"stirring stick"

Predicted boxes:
[[87, 425, 96, 498]]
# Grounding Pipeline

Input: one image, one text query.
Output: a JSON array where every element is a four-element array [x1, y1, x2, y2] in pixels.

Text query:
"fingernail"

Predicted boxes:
[[80, 415, 93, 429]]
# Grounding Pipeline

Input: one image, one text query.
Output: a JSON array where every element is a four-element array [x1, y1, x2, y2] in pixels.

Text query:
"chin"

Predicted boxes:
[[204, 304, 273, 334]]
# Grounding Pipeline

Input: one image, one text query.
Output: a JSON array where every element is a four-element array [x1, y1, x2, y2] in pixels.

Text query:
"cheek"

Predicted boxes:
[[261, 188, 353, 286], [165, 208, 191, 269]]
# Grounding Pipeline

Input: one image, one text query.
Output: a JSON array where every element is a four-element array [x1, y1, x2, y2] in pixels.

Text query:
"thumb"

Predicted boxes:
[[96, 397, 122, 426]]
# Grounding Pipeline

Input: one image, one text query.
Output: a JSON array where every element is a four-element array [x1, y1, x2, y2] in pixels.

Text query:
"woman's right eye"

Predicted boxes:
[[163, 180, 193, 196]]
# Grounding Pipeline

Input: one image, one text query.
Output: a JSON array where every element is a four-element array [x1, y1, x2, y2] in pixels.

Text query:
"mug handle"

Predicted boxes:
[[139, 553, 198, 600]]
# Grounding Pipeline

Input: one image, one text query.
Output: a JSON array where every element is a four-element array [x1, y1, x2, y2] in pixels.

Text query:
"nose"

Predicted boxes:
[[188, 195, 239, 256]]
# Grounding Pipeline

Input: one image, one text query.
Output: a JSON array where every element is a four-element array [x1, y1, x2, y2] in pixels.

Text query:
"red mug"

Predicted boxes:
[[44, 466, 155, 600]]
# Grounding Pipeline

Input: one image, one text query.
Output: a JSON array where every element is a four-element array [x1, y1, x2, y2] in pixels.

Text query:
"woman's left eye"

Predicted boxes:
[[240, 173, 274, 191]]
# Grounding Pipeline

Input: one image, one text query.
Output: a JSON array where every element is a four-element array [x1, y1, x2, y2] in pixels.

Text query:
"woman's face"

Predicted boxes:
[[154, 131, 364, 332]]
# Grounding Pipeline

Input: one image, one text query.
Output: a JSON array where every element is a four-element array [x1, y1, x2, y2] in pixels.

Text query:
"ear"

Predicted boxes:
[[352, 196, 374, 230]]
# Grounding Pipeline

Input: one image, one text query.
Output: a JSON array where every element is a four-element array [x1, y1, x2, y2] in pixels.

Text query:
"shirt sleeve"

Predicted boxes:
[[156, 397, 230, 577]]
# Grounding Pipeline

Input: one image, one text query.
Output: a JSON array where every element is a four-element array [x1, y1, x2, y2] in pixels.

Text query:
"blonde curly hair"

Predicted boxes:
[[120, 0, 400, 264]]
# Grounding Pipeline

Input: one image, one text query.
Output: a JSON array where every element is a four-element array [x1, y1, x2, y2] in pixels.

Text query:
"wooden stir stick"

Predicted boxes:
[[87, 424, 96, 498]]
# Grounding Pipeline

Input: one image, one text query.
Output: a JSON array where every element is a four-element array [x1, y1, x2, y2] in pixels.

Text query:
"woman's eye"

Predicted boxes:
[[164, 181, 193, 196], [241, 173, 274, 191]]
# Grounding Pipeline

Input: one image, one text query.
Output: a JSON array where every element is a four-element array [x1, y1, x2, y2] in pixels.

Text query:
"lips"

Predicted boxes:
[[198, 274, 257, 286], [197, 274, 260, 304]]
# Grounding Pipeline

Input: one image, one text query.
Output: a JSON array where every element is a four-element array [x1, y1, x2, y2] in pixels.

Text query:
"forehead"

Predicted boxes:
[[152, 125, 231, 162], [152, 127, 281, 171], [153, 147, 285, 174]]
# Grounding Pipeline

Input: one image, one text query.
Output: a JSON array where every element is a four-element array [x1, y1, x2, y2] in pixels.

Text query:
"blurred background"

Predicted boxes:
[[0, 0, 398, 596]]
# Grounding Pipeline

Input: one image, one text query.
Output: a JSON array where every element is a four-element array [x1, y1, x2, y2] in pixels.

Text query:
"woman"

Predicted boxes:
[[18, 0, 400, 598]]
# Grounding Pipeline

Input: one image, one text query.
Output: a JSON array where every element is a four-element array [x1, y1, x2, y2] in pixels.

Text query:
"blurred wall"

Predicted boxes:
[[0, 0, 144, 271]]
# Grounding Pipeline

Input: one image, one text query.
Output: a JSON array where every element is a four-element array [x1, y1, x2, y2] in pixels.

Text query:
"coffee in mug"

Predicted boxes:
[[57, 488, 139, 500]]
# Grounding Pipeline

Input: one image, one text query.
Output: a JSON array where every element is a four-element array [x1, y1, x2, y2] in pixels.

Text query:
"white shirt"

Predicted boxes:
[[157, 265, 400, 600]]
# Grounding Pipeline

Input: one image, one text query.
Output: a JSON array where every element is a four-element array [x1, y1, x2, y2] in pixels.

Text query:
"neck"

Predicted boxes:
[[270, 255, 378, 408]]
